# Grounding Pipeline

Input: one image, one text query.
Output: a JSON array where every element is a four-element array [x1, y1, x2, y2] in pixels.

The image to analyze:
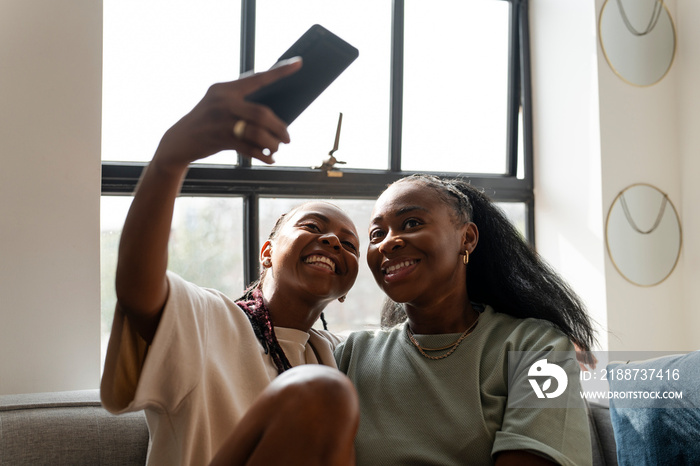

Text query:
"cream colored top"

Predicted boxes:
[[101, 272, 342, 466]]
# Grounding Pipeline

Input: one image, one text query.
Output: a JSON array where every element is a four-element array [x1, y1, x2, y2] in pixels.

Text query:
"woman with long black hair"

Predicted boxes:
[[336, 174, 595, 466]]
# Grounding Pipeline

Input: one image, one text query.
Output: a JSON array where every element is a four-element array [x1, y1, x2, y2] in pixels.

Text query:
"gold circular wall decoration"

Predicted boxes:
[[599, 0, 676, 87], [605, 184, 682, 286]]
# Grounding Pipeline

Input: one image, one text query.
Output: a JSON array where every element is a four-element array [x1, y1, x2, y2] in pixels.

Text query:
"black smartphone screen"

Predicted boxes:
[[245, 25, 359, 124]]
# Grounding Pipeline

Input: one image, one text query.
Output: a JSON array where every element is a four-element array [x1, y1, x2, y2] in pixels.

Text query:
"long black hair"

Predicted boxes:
[[381, 174, 596, 352]]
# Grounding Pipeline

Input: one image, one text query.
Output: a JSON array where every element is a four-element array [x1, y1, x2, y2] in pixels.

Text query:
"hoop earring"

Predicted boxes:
[[463, 250, 469, 265]]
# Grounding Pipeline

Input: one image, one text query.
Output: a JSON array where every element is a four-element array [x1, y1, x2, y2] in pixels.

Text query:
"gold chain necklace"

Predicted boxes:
[[406, 314, 480, 360]]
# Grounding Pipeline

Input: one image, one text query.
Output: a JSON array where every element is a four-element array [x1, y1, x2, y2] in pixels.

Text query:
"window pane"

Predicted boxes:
[[101, 196, 245, 363], [517, 107, 526, 179], [255, 1, 392, 170], [102, 0, 242, 164], [402, 0, 511, 173], [259, 198, 383, 334], [496, 202, 527, 238]]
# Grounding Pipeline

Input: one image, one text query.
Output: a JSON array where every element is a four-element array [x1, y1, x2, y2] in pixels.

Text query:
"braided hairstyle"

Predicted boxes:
[[380, 174, 596, 353], [236, 203, 331, 374]]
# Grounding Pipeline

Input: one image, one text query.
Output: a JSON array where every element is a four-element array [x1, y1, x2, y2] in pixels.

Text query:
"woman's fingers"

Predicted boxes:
[[232, 136, 276, 164], [223, 60, 304, 159], [230, 58, 303, 144], [156, 59, 302, 166], [230, 117, 282, 163], [231, 101, 290, 144], [237, 57, 303, 94]]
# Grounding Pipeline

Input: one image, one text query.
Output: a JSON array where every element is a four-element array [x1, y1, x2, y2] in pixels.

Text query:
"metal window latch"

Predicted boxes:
[[313, 112, 346, 177]]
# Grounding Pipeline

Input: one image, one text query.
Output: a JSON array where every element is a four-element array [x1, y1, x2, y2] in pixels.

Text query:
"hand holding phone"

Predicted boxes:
[[245, 25, 359, 124]]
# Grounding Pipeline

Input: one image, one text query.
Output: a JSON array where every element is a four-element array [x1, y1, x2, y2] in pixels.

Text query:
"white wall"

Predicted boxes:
[[677, 0, 700, 350], [0, 0, 102, 395], [595, 0, 690, 352], [1, 0, 697, 395], [530, 0, 608, 349], [532, 0, 698, 352]]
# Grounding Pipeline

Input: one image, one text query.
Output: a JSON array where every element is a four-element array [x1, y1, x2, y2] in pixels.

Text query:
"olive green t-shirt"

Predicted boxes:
[[335, 306, 591, 466]]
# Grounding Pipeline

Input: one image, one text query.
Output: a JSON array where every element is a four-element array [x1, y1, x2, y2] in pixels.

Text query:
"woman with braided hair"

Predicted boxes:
[[101, 59, 359, 466], [335, 174, 596, 466]]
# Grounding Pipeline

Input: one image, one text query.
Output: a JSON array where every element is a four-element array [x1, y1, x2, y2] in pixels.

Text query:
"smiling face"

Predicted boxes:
[[367, 181, 477, 309], [262, 202, 360, 304]]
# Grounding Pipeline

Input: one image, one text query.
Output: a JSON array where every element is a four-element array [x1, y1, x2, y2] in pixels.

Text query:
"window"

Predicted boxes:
[[101, 0, 533, 356]]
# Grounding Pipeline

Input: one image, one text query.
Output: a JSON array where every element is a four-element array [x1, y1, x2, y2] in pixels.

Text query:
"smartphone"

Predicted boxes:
[[245, 24, 359, 124]]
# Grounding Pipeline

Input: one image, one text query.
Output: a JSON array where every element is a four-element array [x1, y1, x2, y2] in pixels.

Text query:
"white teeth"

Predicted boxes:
[[384, 260, 417, 274], [304, 255, 336, 272]]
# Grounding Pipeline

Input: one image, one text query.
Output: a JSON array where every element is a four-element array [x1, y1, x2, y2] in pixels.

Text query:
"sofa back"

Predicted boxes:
[[0, 389, 148, 465], [588, 400, 618, 466]]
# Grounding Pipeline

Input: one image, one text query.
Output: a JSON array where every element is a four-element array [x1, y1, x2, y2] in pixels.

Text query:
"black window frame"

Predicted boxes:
[[101, 0, 534, 286]]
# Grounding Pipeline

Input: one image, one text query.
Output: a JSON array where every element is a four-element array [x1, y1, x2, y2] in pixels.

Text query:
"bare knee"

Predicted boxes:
[[210, 366, 359, 466], [254, 365, 359, 465], [269, 365, 359, 423]]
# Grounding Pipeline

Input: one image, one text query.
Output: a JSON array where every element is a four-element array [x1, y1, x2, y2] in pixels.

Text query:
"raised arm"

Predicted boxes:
[[115, 59, 302, 343]]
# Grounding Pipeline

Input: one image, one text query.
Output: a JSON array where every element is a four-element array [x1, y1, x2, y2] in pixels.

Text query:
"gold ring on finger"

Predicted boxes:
[[233, 120, 247, 139]]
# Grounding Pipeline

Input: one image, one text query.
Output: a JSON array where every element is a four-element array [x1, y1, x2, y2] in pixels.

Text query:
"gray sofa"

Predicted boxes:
[[0, 389, 617, 465], [0, 390, 148, 465]]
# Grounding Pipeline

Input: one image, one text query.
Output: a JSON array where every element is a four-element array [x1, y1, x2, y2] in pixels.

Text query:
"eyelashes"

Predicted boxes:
[[369, 217, 424, 242], [300, 222, 359, 254], [300, 222, 321, 232], [342, 241, 358, 253]]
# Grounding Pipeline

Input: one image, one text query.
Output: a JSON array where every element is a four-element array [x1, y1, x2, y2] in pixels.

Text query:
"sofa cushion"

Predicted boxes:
[[607, 351, 700, 466], [0, 389, 148, 466]]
